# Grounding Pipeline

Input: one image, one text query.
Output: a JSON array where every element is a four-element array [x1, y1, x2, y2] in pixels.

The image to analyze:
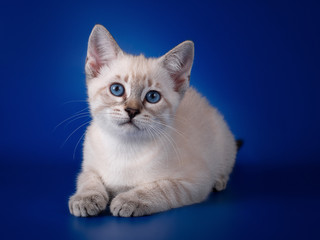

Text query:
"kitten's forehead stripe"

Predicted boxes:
[[131, 73, 147, 87], [135, 74, 143, 81], [148, 79, 152, 87], [124, 75, 129, 83]]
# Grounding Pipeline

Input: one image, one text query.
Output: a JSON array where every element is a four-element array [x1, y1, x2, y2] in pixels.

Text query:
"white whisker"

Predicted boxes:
[[149, 124, 182, 168], [148, 118, 186, 138], [73, 130, 87, 160], [147, 125, 170, 168], [65, 115, 91, 128], [62, 100, 88, 105], [160, 113, 187, 124], [53, 106, 90, 132], [61, 120, 91, 148]]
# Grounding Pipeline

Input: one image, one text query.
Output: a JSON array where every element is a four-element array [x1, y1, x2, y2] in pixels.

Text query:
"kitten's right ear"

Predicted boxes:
[[85, 24, 122, 79]]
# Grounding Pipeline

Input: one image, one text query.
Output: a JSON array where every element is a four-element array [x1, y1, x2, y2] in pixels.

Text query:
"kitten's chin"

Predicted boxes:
[[103, 120, 149, 140], [96, 116, 157, 140], [119, 121, 140, 130]]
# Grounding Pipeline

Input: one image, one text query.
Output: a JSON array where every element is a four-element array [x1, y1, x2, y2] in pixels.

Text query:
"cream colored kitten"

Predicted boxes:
[[68, 24, 237, 217]]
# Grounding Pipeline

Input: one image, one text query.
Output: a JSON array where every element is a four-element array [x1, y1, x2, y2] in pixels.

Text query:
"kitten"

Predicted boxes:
[[68, 24, 237, 217]]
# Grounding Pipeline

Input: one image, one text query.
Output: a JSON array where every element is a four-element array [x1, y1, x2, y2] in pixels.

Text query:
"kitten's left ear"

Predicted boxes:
[[160, 41, 194, 96], [85, 24, 122, 79]]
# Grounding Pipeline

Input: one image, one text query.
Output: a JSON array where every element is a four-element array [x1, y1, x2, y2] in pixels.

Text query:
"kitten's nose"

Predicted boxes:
[[125, 108, 140, 120]]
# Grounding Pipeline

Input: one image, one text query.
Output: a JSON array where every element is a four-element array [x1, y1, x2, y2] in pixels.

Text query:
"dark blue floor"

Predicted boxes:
[[1, 156, 319, 240]]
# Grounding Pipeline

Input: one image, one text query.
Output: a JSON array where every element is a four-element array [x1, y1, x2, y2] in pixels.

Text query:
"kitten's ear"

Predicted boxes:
[[160, 41, 194, 95], [85, 24, 122, 79]]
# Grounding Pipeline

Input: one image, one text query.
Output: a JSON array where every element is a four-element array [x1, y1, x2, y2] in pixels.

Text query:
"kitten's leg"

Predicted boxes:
[[110, 179, 208, 217], [69, 170, 109, 217]]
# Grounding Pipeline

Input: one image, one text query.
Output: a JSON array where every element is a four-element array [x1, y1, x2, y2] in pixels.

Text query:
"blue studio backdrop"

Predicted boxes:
[[0, 0, 319, 239]]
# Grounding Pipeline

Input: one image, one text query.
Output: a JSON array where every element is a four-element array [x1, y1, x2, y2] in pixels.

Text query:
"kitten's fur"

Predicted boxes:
[[69, 24, 237, 217]]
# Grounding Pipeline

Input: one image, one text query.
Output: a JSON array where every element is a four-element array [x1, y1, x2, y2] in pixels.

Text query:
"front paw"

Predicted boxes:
[[69, 191, 108, 217], [110, 193, 150, 217]]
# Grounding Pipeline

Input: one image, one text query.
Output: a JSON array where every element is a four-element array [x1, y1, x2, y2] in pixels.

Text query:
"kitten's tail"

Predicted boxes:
[[236, 139, 244, 151]]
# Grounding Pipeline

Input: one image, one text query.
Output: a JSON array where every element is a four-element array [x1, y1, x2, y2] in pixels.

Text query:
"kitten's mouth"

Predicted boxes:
[[120, 120, 140, 130]]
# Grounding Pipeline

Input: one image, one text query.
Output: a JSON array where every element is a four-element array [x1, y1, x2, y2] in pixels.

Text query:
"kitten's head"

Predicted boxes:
[[85, 25, 194, 140]]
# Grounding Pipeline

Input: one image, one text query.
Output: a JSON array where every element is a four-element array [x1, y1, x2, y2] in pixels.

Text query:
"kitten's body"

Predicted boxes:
[[69, 25, 237, 217]]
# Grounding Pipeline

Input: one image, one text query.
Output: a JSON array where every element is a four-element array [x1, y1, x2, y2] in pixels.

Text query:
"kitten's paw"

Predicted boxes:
[[213, 176, 228, 192], [110, 193, 150, 217], [69, 191, 108, 217]]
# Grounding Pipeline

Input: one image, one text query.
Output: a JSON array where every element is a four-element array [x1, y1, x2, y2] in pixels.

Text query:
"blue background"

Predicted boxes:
[[0, 0, 319, 239]]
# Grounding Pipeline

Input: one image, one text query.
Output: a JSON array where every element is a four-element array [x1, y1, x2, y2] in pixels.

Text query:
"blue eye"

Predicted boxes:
[[110, 83, 125, 96], [146, 91, 161, 103]]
